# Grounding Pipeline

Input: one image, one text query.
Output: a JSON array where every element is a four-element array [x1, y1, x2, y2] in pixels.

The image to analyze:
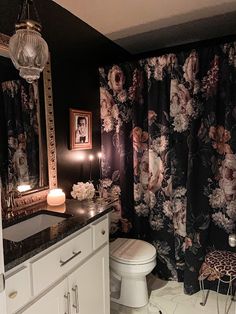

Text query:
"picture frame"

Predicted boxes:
[[70, 109, 92, 150]]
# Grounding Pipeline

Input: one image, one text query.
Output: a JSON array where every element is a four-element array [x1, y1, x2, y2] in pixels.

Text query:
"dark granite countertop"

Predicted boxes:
[[3, 197, 117, 271]]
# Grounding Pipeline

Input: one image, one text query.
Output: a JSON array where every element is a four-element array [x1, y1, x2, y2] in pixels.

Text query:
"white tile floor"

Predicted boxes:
[[111, 274, 236, 314]]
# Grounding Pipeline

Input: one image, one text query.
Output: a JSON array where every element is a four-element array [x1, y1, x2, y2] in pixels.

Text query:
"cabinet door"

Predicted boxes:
[[0, 195, 7, 314], [68, 245, 109, 314], [22, 279, 67, 314]]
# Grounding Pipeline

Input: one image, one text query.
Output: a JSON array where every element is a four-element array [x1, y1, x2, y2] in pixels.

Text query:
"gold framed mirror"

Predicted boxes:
[[0, 32, 57, 211]]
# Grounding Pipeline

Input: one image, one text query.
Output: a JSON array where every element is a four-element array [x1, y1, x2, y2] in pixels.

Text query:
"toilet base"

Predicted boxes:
[[111, 275, 148, 308]]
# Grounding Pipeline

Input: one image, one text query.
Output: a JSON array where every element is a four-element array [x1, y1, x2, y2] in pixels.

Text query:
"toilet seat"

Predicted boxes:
[[110, 238, 156, 265]]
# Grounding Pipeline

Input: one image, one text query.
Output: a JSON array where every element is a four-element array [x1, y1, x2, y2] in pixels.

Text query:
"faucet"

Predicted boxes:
[[5, 190, 15, 219], [5, 189, 21, 219]]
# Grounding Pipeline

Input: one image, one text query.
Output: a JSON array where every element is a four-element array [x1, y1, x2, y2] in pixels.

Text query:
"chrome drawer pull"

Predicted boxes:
[[72, 285, 79, 313], [64, 292, 71, 314], [60, 250, 82, 267]]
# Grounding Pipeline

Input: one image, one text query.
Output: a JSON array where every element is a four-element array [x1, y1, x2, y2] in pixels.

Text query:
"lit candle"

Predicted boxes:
[[97, 152, 102, 181], [78, 153, 85, 178], [97, 152, 103, 198], [47, 188, 65, 206], [47, 203, 66, 213], [89, 154, 94, 181]]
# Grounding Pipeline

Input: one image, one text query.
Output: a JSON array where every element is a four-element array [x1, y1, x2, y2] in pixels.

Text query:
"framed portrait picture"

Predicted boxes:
[[70, 109, 92, 150]]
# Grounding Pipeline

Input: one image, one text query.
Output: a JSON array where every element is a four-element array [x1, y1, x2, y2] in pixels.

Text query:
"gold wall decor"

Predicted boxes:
[[0, 32, 57, 211]]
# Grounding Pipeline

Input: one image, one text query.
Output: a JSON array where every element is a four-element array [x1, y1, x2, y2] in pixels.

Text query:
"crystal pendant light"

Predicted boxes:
[[9, 0, 49, 83]]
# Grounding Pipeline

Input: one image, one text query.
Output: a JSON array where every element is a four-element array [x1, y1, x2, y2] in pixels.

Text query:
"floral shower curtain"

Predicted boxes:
[[99, 40, 236, 294]]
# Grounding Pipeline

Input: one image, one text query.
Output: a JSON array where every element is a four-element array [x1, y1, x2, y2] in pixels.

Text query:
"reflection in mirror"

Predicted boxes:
[[0, 32, 57, 214], [0, 63, 47, 191]]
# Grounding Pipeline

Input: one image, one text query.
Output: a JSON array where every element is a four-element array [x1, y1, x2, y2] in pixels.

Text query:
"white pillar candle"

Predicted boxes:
[[47, 188, 65, 206], [47, 203, 66, 213]]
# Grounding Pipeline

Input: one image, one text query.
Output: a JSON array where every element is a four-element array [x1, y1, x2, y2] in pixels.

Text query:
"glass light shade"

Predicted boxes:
[[9, 28, 48, 83]]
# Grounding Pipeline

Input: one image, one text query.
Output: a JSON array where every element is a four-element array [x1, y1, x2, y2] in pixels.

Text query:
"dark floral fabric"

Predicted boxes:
[[99, 41, 236, 294], [0, 80, 40, 205]]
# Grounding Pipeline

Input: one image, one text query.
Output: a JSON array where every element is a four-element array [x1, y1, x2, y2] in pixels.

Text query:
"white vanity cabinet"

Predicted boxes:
[[5, 214, 109, 314], [5, 267, 31, 314], [22, 279, 67, 314], [68, 245, 109, 314]]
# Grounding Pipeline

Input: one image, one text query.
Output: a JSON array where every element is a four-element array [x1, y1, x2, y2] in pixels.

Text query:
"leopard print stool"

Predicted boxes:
[[199, 250, 236, 314]]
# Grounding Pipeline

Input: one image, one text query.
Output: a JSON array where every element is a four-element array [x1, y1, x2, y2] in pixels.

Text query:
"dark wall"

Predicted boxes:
[[52, 60, 104, 196], [2, 1, 236, 198], [0, 0, 130, 197]]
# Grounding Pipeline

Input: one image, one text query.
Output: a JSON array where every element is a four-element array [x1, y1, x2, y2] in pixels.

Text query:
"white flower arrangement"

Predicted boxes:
[[71, 182, 95, 201]]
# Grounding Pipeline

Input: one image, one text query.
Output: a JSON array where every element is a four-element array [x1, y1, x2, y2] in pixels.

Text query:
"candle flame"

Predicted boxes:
[[78, 153, 85, 161], [48, 188, 63, 196], [89, 154, 94, 161]]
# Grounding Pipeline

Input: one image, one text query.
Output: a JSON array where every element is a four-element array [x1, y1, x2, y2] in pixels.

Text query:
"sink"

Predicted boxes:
[[3, 212, 69, 242]]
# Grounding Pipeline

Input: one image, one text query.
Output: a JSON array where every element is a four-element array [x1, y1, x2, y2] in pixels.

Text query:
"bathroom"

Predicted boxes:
[[0, 0, 236, 313]]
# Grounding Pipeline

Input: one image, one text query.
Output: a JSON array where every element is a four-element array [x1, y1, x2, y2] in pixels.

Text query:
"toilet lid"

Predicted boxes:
[[110, 238, 156, 264]]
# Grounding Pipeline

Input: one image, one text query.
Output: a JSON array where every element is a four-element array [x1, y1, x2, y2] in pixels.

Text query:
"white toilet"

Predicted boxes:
[[109, 238, 156, 308]]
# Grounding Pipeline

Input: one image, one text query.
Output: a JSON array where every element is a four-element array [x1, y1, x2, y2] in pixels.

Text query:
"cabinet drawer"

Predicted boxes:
[[31, 227, 92, 296], [92, 216, 108, 250], [5, 267, 31, 314]]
